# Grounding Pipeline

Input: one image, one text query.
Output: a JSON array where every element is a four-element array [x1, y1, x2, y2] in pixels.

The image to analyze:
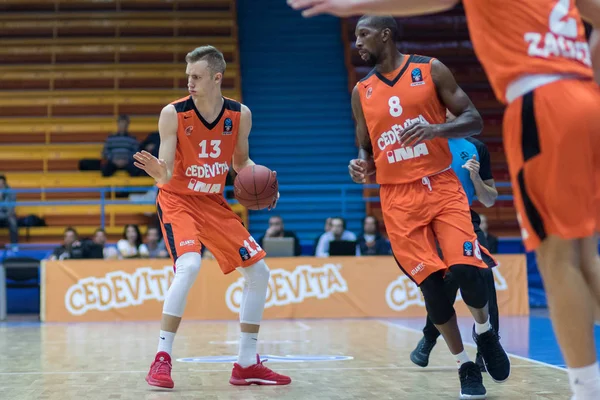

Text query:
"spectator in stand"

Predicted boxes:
[[117, 224, 148, 259], [479, 214, 499, 254], [315, 217, 357, 257], [91, 228, 118, 259], [50, 227, 84, 260], [141, 226, 168, 258], [101, 115, 139, 177], [257, 215, 302, 256], [357, 216, 391, 256], [0, 175, 18, 249], [313, 217, 333, 255]]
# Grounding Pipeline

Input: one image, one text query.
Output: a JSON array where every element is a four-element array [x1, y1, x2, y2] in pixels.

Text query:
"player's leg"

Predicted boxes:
[[473, 216, 500, 370], [146, 192, 203, 389], [430, 171, 509, 383], [197, 195, 290, 385], [503, 81, 600, 400], [420, 270, 486, 399], [380, 184, 485, 399]]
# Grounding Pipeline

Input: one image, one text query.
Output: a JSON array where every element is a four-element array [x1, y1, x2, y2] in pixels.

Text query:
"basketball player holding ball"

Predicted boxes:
[[133, 45, 290, 388]]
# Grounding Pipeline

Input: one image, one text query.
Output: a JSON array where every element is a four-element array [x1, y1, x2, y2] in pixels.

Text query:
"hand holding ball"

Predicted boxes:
[[234, 165, 279, 210]]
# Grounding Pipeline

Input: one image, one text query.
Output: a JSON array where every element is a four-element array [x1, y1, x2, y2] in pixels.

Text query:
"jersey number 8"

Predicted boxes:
[[388, 96, 403, 118]]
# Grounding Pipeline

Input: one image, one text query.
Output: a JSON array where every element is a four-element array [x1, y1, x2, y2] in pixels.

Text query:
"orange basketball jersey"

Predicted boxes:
[[463, 0, 593, 103], [159, 96, 241, 196], [356, 55, 451, 184]]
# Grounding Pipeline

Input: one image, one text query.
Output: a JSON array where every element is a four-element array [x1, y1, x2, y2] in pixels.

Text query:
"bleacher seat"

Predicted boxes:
[[0, 0, 241, 244]]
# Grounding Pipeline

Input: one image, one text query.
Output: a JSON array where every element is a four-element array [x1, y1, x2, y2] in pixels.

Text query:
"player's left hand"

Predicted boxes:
[[287, 0, 355, 17], [462, 155, 480, 179], [268, 191, 280, 211], [399, 123, 439, 147]]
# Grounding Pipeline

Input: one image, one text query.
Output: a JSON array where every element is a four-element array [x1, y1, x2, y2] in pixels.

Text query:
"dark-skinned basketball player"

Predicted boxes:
[[133, 45, 290, 389], [345, 16, 508, 399]]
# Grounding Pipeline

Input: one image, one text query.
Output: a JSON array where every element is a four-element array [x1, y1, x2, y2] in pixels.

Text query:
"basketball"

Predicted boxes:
[[234, 165, 278, 210]]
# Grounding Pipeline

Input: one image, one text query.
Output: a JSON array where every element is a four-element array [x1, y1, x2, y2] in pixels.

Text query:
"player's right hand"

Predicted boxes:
[[287, 0, 354, 17], [133, 151, 169, 184], [349, 159, 367, 183]]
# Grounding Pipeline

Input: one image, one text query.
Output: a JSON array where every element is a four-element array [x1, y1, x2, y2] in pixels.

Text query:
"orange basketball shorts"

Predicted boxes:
[[380, 169, 493, 285], [503, 78, 600, 251], [156, 189, 266, 274]]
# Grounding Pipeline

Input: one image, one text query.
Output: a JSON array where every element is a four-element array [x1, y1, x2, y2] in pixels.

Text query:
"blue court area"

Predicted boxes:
[[390, 315, 600, 369]]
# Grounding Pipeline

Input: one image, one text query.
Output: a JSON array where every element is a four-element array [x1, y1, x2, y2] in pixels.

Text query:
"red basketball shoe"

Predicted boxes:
[[229, 355, 291, 386], [146, 351, 174, 389]]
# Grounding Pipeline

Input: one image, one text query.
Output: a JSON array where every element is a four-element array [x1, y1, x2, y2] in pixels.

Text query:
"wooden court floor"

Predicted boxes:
[[0, 318, 570, 399]]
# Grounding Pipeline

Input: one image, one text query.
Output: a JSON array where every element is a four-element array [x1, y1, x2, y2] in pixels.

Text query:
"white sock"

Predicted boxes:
[[454, 350, 470, 369], [237, 332, 258, 367], [475, 317, 491, 334], [157, 330, 175, 356], [569, 362, 600, 399]]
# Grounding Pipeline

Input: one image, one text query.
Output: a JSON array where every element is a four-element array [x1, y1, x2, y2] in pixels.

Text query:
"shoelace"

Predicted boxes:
[[154, 360, 172, 375], [461, 365, 481, 386], [418, 339, 435, 353], [480, 332, 504, 360]]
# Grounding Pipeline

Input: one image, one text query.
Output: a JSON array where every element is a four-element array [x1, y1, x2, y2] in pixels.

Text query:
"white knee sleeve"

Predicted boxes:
[[163, 252, 201, 317], [236, 260, 270, 325]]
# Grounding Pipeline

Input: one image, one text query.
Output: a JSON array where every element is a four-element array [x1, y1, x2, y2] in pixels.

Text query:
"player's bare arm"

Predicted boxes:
[[233, 105, 280, 209], [349, 85, 375, 184], [133, 104, 178, 185], [232, 104, 256, 173], [288, 0, 458, 18], [462, 155, 498, 207], [400, 60, 482, 147], [578, 0, 600, 83]]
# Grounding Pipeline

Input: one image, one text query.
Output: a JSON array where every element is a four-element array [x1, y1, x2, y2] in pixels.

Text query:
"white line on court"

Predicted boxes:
[[0, 364, 553, 376], [378, 319, 567, 372]]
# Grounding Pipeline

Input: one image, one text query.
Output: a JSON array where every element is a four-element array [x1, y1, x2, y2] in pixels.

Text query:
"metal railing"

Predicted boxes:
[[0, 182, 515, 229]]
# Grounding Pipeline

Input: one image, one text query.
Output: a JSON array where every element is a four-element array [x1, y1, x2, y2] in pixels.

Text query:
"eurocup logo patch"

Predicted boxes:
[[411, 68, 425, 86], [223, 118, 233, 135], [463, 241, 474, 257], [239, 247, 251, 261]]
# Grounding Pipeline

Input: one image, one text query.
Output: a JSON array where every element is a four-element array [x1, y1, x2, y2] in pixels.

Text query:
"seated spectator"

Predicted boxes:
[[480, 214, 499, 254], [91, 228, 118, 259], [101, 115, 140, 177], [117, 224, 148, 258], [50, 227, 85, 260], [140, 226, 168, 258], [315, 217, 357, 257], [257, 216, 302, 256], [357, 216, 391, 256], [0, 175, 18, 249], [313, 217, 332, 255], [139, 131, 160, 158]]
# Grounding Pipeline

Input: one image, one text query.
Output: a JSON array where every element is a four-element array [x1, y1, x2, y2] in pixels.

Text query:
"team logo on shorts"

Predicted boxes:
[[366, 87, 373, 99], [223, 118, 233, 135], [463, 241, 474, 257], [239, 247, 251, 261], [411, 68, 425, 86]]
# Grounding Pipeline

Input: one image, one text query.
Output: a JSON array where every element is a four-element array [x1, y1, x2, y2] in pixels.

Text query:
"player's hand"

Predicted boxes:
[[349, 159, 369, 183], [133, 151, 169, 184], [400, 123, 439, 147], [268, 191, 280, 211], [462, 155, 480, 180], [287, 0, 355, 17]]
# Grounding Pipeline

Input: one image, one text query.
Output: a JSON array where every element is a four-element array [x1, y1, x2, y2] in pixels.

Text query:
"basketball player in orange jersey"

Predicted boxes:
[[133, 45, 290, 389], [341, 15, 508, 399], [289, 1, 600, 400]]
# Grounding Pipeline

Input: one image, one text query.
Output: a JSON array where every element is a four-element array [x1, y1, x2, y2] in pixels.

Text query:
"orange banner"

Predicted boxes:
[[41, 255, 529, 322]]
